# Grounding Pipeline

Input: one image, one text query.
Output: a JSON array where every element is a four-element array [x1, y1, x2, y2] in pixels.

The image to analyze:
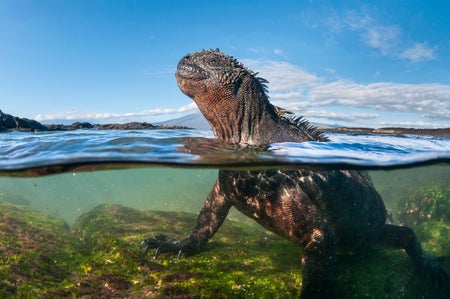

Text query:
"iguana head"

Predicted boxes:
[[175, 49, 326, 144], [175, 49, 275, 144], [176, 49, 247, 89]]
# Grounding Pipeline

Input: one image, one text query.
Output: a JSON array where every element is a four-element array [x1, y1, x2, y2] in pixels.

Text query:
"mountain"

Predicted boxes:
[[157, 113, 211, 130]]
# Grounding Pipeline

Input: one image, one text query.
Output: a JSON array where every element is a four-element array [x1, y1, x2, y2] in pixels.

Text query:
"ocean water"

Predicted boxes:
[[0, 129, 449, 297], [1, 129, 449, 172], [0, 129, 449, 224]]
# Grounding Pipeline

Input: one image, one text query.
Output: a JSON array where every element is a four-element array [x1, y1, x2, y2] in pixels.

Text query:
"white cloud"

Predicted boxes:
[[344, 10, 373, 31], [316, 8, 437, 62], [303, 109, 379, 122], [273, 48, 284, 56], [377, 120, 447, 128], [320, 9, 402, 57], [270, 91, 304, 100], [423, 110, 450, 121], [399, 42, 436, 62], [244, 59, 450, 127], [308, 80, 450, 116], [244, 59, 450, 118], [363, 25, 401, 55], [35, 102, 198, 123], [271, 101, 315, 111], [323, 67, 337, 75], [243, 59, 318, 91]]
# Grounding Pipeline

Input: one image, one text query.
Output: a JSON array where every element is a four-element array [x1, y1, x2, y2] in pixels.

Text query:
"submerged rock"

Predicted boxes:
[[397, 182, 450, 226], [0, 203, 86, 297], [70, 204, 303, 298], [1, 203, 448, 298]]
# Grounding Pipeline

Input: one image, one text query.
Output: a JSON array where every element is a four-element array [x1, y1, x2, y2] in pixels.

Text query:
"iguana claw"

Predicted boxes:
[[140, 235, 182, 259], [140, 234, 201, 259]]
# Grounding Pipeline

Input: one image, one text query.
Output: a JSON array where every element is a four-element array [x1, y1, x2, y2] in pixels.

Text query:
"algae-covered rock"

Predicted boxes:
[[397, 182, 450, 227], [1, 203, 448, 298], [0, 202, 86, 298], [71, 204, 302, 298], [415, 221, 450, 256]]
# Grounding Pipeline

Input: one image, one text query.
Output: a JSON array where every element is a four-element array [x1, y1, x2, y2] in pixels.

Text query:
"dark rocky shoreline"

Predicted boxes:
[[1, 110, 449, 138], [0, 110, 189, 132], [327, 126, 450, 138]]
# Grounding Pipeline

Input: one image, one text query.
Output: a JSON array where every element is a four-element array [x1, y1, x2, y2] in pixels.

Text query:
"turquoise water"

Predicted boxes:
[[0, 168, 217, 225], [1, 165, 449, 227], [1, 129, 449, 224]]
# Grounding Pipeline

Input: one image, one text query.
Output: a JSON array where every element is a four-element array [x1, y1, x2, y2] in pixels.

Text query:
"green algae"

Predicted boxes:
[[0, 202, 87, 298], [71, 204, 302, 298], [1, 203, 449, 298], [415, 221, 450, 256], [397, 181, 450, 226]]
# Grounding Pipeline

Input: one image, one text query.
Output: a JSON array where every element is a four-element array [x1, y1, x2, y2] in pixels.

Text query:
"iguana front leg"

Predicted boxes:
[[140, 180, 232, 258], [299, 226, 336, 299]]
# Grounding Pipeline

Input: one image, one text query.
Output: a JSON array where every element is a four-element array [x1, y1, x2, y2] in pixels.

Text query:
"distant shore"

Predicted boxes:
[[327, 127, 450, 138], [1, 110, 449, 138], [0, 110, 189, 132]]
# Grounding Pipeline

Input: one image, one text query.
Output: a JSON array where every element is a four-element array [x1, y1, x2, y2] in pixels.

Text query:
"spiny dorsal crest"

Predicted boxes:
[[286, 116, 329, 142], [249, 73, 327, 142]]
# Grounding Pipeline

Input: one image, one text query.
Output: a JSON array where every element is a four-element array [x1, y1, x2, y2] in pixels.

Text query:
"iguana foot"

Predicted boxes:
[[140, 235, 201, 259]]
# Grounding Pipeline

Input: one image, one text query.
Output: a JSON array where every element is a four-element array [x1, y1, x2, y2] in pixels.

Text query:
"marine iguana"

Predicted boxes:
[[140, 49, 449, 298]]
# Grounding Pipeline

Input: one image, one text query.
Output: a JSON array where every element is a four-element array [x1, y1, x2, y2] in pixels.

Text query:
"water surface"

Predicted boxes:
[[1, 129, 449, 224], [1, 129, 449, 174]]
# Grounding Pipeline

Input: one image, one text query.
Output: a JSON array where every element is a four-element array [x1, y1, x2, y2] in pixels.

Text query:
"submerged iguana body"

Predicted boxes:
[[141, 49, 448, 298]]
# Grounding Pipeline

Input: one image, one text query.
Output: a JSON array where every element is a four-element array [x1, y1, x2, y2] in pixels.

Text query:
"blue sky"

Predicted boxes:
[[1, 0, 449, 128]]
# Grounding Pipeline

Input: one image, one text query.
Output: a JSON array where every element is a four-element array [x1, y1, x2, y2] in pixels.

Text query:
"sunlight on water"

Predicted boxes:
[[1, 130, 449, 173]]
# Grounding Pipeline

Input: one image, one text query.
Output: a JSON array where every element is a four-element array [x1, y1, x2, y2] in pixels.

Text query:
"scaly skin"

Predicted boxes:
[[141, 49, 449, 298]]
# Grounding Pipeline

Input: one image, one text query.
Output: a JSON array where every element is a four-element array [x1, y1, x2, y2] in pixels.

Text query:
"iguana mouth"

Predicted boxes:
[[176, 56, 208, 80]]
